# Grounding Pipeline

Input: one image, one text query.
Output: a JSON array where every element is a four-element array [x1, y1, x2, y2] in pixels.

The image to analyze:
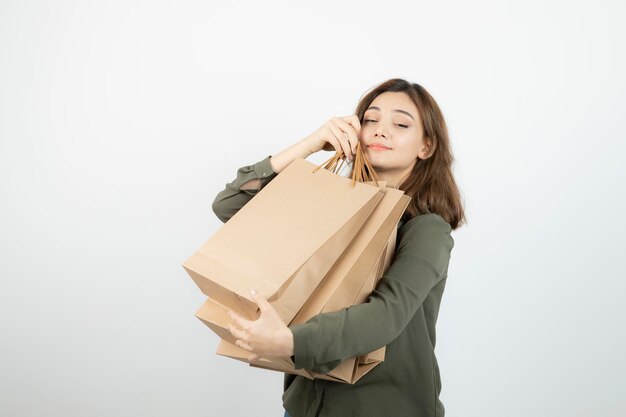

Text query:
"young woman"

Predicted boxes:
[[212, 78, 466, 417]]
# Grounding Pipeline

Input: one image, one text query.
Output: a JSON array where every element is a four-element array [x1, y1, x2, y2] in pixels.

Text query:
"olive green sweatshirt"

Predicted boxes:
[[212, 156, 454, 417]]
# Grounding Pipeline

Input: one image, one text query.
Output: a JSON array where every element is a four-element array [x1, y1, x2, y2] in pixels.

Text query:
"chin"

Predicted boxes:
[[365, 150, 390, 164], [367, 159, 389, 171]]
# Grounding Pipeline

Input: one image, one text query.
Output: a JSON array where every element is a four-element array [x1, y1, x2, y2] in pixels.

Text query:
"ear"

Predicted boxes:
[[418, 137, 434, 159]]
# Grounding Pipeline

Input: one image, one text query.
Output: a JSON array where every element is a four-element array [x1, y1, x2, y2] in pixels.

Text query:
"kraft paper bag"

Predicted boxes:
[[183, 157, 384, 325], [308, 222, 400, 383], [292, 186, 408, 323], [215, 337, 315, 380], [196, 206, 396, 383], [194, 146, 407, 384], [288, 185, 408, 383], [195, 296, 239, 346], [212, 206, 402, 384]]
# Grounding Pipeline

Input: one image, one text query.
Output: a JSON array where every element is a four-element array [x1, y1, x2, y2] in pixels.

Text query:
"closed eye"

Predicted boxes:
[[364, 119, 408, 128]]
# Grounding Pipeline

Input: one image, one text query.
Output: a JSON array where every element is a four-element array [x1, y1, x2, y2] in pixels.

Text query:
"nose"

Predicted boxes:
[[375, 125, 388, 139]]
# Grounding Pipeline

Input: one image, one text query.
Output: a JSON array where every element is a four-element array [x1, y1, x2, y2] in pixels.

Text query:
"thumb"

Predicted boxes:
[[250, 289, 273, 314]]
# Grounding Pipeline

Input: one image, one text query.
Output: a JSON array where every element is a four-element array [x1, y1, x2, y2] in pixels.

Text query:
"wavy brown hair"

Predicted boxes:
[[351, 78, 466, 230]]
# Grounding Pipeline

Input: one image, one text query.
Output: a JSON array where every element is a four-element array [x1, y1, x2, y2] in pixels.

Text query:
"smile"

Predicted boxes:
[[368, 145, 392, 151]]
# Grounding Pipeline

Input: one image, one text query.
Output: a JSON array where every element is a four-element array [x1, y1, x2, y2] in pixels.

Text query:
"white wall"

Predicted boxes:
[[1, 1, 624, 416]]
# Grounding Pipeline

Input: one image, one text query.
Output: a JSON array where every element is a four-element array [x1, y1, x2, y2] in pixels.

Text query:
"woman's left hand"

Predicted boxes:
[[227, 289, 295, 362]]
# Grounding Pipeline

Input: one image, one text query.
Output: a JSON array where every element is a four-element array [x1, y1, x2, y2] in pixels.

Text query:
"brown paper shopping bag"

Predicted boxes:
[[213, 222, 398, 384], [183, 156, 384, 325], [292, 186, 408, 324], [299, 218, 402, 383], [211, 186, 408, 384], [311, 223, 397, 384], [195, 145, 409, 384], [290, 185, 409, 383]]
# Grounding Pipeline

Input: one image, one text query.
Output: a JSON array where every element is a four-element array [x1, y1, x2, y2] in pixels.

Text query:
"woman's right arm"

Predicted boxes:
[[212, 115, 362, 223], [211, 155, 277, 223]]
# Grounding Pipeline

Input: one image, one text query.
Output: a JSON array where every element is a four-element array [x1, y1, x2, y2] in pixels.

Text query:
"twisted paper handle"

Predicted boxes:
[[313, 141, 380, 188]]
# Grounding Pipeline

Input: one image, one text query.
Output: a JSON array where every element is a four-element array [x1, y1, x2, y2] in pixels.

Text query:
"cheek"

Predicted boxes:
[[397, 135, 422, 150]]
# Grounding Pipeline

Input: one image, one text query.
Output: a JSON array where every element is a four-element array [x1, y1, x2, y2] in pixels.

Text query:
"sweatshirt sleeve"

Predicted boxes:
[[288, 213, 454, 374], [211, 155, 278, 223]]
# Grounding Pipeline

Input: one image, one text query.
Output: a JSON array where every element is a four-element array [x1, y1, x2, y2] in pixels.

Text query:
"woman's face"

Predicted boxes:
[[359, 91, 431, 184]]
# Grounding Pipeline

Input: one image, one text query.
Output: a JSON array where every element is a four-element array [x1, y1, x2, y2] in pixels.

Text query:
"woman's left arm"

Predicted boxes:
[[289, 213, 453, 373]]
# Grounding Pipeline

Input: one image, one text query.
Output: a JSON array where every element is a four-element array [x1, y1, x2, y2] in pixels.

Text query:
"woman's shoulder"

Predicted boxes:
[[396, 213, 454, 272], [401, 212, 452, 236]]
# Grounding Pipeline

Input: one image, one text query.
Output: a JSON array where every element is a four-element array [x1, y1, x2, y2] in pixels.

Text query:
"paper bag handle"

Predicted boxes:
[[312, 141, 381, 188]]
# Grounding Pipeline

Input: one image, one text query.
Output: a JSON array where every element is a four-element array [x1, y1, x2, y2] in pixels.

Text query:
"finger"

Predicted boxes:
[[331, 118, 357, 157], [324, 133, 344, 157], [227, 324, 249, 342], [252, 290, 284, 322], [235, 339, 254, 352], [343, 114, 362, 136], [329, 124, 352, 160], [228, 310, 253, 330], [336, 117, 359, 155], [250, 289, 272, 314]]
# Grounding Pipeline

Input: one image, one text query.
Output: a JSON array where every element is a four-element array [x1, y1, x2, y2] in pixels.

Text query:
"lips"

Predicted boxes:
[[368, 143, 392, 150]]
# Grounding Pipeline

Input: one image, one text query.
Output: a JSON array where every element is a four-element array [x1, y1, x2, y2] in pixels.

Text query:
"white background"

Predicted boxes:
[[1, 1, 625, 416]]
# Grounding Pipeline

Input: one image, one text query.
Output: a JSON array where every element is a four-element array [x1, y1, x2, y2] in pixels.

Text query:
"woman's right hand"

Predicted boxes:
[[303, 115, 362, 161]]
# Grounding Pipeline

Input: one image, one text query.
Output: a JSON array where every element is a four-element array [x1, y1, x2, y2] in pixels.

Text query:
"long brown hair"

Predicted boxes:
[[352, 78, 466, 230]]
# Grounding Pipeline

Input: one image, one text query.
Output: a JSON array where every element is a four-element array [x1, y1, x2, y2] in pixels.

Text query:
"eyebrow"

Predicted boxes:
[[365, 106, 415, 120]]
